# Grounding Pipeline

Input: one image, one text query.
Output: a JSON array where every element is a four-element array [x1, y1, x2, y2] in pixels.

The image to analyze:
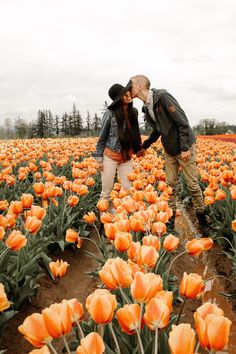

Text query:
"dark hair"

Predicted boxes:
[[110, 101, 141, 161]]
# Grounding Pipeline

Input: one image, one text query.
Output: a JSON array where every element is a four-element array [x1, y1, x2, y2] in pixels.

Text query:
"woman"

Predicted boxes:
[[93, 81, 142, 203]]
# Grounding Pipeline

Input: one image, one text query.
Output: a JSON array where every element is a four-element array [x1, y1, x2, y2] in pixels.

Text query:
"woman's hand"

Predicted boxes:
[[136, 148, 146, 158], [98, 161, 103, 171]]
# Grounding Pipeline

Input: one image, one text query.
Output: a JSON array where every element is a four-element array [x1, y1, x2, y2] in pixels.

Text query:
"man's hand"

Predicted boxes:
[[136, 148, 146, 158], [181, 150, 191, 161], [97, 161, 103, 171]]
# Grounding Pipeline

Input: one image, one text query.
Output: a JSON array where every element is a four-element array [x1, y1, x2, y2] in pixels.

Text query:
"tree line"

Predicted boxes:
[[0, 105, 235, 139]]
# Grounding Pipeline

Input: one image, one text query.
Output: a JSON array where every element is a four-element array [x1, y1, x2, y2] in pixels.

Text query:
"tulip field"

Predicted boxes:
[[0, 135, 236, 354]]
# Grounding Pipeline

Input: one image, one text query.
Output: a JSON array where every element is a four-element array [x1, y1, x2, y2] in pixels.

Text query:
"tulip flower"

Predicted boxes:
[[67, 195, 79, 207], [180, 272, 205, 299], [114, 232, 132, 252], [154, 290, 173, 311], [163, 234, 179, 251], [99, 257, 132, 289], [168, 323, 195, 354], [130, 272, 163, 303], [5, 230, 27, 250], [185, 239, 204, 256], [232, 219, 236, 232], [144, 298, 170, 330], [0, 227, 5, 241], [42, 302, 72, 338], [65, 229, 78, 243], [21, 193, 34, 209], [18, 313, 52, 347], [116, 304, 140, 335], [63, 298, 84, 323], [100, 212, 114, 224], [27, 205, 46, 220], [76, 332, 105, 354], [215, 189, 226, 201], [83, 212, 97, 224], [129, 217, 145, 232], [49, 259, 69, 279], [28, 347, 50, 354], [137, 245, 159, 270], [127, 241, 141, 262], [24, 216, 42, 234], [0, 283, 10, 311], [142, 234, 160, 251], [200, 238, 213, 251], [0, 200, 9, 211], [33, 182, 45, 195], [8, 200, 23, 215], [86, 289, 117, 324], [96, 199, 109, 212], [151, 221, 166, 235]]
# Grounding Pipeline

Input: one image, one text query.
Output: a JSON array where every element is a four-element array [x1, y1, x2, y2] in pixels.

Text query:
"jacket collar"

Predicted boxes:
[[151, 88, 167, 106]]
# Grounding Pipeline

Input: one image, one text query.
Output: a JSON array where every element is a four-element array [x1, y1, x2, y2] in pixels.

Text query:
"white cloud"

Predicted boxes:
[[0, 0, 235, 125]]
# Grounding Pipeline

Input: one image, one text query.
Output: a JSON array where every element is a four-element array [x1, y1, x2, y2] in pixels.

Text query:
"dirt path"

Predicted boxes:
[[1, 231, 100, 354]]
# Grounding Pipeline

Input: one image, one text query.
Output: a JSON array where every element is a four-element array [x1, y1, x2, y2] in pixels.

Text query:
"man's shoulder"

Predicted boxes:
[[152, 88, 168, 103]]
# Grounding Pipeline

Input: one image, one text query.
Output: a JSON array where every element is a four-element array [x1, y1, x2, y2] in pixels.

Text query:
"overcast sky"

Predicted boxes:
[[0, 0, 235, 126]]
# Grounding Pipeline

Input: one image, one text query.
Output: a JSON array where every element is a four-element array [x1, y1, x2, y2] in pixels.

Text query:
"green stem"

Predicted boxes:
[[62, 336, 71, 354], [136, 329, 145, 354], [139, 303, 143, 332], [155, 250, 166, 274], [119, 287, 131, 304], [167, 250, 188, 277], [205, 274, 235, 284], [0, 248, 10, 259], [195, 340, 200, 352], [214, 236, 234, 251], [93, 222, 102, 244], [109, 322, 121, 354], [47, 342, 59, 354], [75, 319, 84, 338], [80, 236, 104, 258], [154, 327, 158, 354], [176, 297, 186, 325]]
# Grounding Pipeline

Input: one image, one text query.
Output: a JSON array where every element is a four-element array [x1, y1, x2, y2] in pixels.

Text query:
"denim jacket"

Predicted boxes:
[[93, 109, 141, 161]]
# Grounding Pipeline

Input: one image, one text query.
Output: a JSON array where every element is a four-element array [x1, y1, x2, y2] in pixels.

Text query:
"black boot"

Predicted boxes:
[[196, 211, 211, 236]]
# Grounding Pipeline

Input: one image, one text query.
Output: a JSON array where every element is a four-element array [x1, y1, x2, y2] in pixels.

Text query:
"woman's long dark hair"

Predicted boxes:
[[110, 101, 141, 161]]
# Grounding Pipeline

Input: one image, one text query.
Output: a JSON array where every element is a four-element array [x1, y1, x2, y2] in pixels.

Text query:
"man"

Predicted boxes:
[[130, 74, 209, 233]]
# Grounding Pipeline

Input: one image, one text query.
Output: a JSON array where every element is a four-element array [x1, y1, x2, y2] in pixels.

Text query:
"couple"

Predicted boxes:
[[94, 75, 208, 232]]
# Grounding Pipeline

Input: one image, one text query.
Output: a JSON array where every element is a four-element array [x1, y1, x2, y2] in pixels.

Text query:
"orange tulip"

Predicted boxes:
[[156, 211, 169, 224], [132, 179, 143, 190], [42, 302, 72, 338], [21, 193, 34, 209], [200, 238, 214, 251], [86, 289, 117, 324], [215, 189, 226, 201], [0, 283, 10, 311], [49, 259, 69, 279], [100, 212, 114, 224], [28, 205, 46, 220], [9, 200, 23, 215], [104, 223, 119, 241], [0, 226, 5, 240], [132, 190, 145, 202], [5, 213, 17, 228], [33, 182, 45, 195], [116, 219, 131, 232], [144, 298, 170, 330], [116, 304, 140, 334], [130, 272, 163, 303], [145, 191, 158, 204], [96, 199, 109, 212], [231, 219, 236, 232], [163, 234, 179, 251], [151, 221, 166, 235], [83, 212, 97, 224], [185, 239, 204, 256], [67, 195, 79, 207], [114, 232, 132, 252], [137, 245, 159, 270], [194, 312, 232, 351], [98, 257, 132, 289], [180, 272, 205, 299], [65, 229, 78, 243], [85, 177, 95, 187], [76, 332, 105, 354], [24, 216, 42, 234], [154, 290, 173, 311], [5, 230, 27, 250], [142, 234, 160, 251], [0, 200, 9, 211], [64, 298, 84, 323], [18, 313, 52, 347], [230, 186, 236, 200], [129, 217, 145, 232], [127, 241, 141, 262], [204, 196, 215, 205], [157, 200, 168, 212], [168, 323, 195, 354]]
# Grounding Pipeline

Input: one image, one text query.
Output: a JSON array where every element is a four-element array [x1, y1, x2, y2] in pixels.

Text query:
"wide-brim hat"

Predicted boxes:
[[108, 80, 132, 109]]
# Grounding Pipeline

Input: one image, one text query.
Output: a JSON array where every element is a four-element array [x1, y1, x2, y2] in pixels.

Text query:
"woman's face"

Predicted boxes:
[[121, 91, 133, 105]]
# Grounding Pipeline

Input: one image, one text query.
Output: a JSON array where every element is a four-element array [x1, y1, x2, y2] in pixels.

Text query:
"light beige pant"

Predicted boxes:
[[100, 155, 133, 200], [165, 144, 205, 213]]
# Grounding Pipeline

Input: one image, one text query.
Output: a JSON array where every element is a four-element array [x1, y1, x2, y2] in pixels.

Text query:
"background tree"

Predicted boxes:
[[14, 117, 29, 138]]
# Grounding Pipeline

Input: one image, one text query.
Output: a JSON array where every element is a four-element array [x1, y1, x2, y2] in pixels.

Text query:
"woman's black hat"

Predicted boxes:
[[108, 80, 132, 109]]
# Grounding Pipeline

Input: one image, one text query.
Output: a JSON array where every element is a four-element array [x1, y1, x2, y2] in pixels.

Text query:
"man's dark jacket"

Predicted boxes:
[[142, 89, 195, 155]]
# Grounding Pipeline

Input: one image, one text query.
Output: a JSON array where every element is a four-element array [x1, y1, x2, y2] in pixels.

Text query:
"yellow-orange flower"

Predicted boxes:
[[86, 289, 117, 324], [116, 304, 140, 335], [96, 199, 109, 212], [18, 313, 52, 347], [168, 323, 195, 354], [65, 229, 78, 243], [67, 195, 79, 207], [49, 259, 69, 279], [76, 332, 105, 354], [28, 205, 46, 220], [64, 298, 84, 323], [0, 226, 5, 240], [232, 219, 236, 232], [163, 234, 179, 252], [0, 200, 9, 211], [42, 302, 72, 338], [185, 239, 204, 256], [0, 283, 10, 311], [180, 272, 205, 299], [33, 182, 45, 195], [83, 212, 97, 224], [24, 216, 42, 234], [215, 189, 226, 201], [21, 193, 34, 209], [114, 232, 132, 252], [154, 290, 173, 311], [99, 257, 132, 289], [151, 222, 166, 235], [127, 241, 141, 262], [144, 298, 170, 330], [5, 230, 27, 250], [142, 234, 160, 251], [200, 238, 214, 251], [9, 201, 23, 215], [137, 245, 159, 270], [104, 223, 119, 241], [28, 347, 50, 354], [100, 212, 114, 224], [130, 272, 163, 303]]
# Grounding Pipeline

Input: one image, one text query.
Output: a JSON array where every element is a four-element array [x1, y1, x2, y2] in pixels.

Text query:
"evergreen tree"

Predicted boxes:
[[86, 110, 91, 135], [55, 115, 60, 136], [14, 117, 29, 138], [92, 113, 101, 134]]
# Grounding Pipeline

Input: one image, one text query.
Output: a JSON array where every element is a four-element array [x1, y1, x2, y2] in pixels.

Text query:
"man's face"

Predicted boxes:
[[130, 79, 140, 98]]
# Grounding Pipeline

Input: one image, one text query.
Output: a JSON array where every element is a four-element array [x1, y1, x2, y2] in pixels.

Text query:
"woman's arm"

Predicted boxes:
[[93, 110, 112, 161]]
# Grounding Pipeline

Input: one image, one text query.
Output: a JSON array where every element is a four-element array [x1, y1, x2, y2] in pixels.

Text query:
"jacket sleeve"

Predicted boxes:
[[161, 92, 192, 151], [141, 106, 161, 149], [131, 108, 142, 153], [92, 110, 111, 160]]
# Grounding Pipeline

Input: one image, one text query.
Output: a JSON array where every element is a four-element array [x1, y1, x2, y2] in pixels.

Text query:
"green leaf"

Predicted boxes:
[[0, 310, 17, 330], [104, 343, 117, 354], [159, 330, 170, 354], [144, 337, 154, 354]]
